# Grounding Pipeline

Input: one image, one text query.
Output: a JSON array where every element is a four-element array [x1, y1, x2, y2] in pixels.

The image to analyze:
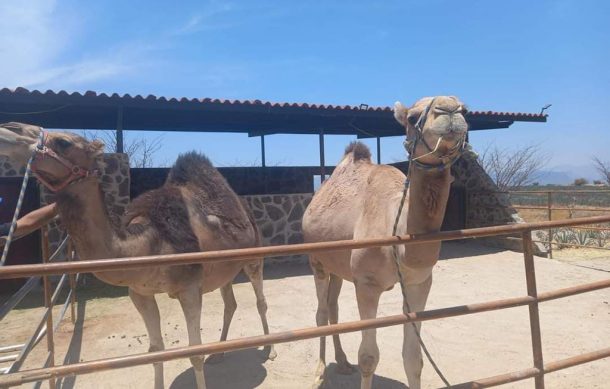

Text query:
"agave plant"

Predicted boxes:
[[571, 229, 594, 246], [553, 228, 575, 249], [534, 230, 550, 250]]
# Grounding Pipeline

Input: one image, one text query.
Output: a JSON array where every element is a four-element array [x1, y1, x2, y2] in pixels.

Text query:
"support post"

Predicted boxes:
[[319, 130, 325, 183], [522, 230, 545, 389], [116, 106, 124, 154], [260, 135, 266, 168], [547, 192, 553, 259], [376, 136, 381, 164], [261, 135, 267, 193], [41, 226, 56, 389]]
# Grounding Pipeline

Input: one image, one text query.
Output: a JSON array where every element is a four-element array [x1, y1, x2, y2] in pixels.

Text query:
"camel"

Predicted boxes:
[[302, 96, 468, 389], [0, 122, 276, 389]]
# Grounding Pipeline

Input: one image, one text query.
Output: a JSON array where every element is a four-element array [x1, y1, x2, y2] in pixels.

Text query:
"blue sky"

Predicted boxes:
[[1, 0, 608, 171]]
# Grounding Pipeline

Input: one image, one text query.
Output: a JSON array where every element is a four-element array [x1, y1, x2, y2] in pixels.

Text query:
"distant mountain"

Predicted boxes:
[[537, 164, 599, 185], [536, 170, 573, 185]]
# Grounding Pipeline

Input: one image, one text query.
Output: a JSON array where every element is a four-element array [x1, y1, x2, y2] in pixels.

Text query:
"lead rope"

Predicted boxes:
[[0, 131, 45, 266], [391, 176, 451, 387]]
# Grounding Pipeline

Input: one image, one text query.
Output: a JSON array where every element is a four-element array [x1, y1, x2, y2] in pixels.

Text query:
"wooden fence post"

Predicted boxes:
[[41, 226, 56, 389], [67, 239, 77, 324], [522, 230, 545, 389], [547, 191, 553, 259]]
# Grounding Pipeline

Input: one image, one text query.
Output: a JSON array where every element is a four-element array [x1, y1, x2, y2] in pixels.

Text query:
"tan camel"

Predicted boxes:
[[302, 96, 468, 389], [0, 122, 276, 389]]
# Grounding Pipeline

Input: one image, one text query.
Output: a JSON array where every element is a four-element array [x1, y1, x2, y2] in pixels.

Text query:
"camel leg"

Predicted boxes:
[[129, 289, 165, 389], [402, 275, 433, 389], [311, 258, 330, 389], [178, 287, 206, 389], [328, 274, 355, 375], [243, 260, 277, 361], [355, 282, 383, 389], [206, 282, 237, 364]]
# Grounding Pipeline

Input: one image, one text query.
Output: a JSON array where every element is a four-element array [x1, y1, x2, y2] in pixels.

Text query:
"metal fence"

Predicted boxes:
[[0, 228, 77, 385], [0, 215, 609, 388], [469, 190, 610, 258]]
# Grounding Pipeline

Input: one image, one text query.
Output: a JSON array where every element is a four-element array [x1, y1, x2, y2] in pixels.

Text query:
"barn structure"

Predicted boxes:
[[0, 87, 547, 284]]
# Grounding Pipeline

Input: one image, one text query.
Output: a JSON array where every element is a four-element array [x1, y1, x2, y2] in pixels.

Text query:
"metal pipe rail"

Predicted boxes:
[[513, 205, 610, 212], [0, 215, 609, 388], [1, 215, 610, 280], [0, 278, 607, 387]]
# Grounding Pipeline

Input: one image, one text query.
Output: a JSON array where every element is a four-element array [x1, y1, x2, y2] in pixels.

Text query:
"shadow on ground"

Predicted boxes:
[[1, 276, 128, 310], [439, 241, 503, 260], [170, 348, 268, 389], [54, 297, 87, 389], [322, 363, 407, 388], [2, 242, 506, 308]]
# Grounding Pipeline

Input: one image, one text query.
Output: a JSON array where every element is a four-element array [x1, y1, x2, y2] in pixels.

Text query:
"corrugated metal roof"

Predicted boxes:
[[0, 87, 547, 136], [0, 87, 547, 120]]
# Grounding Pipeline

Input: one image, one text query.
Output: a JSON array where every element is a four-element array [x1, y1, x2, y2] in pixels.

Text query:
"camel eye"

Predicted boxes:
[[407, 115, 418, 125], [55, 138, 73, 149]]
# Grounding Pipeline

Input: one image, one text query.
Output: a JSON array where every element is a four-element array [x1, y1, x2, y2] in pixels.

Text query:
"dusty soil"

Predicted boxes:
[[1, 242, 609, 388]]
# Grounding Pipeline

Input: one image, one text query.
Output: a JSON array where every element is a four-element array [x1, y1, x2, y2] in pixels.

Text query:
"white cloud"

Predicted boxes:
[[0, 0, 146, 90], [0, 0, 68, 87], [171, 1, 237, 36]]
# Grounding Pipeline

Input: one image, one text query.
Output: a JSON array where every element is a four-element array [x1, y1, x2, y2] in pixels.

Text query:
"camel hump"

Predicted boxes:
[[343, 141, 371, 161], [167, 151, 216, 186]]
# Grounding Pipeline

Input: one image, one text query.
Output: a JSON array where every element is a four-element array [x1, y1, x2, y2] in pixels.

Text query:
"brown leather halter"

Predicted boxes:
[[30, 131, 99, 192]]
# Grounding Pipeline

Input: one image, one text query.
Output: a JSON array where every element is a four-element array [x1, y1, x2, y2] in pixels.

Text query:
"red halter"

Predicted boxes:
[[30, 131, 99, 192]]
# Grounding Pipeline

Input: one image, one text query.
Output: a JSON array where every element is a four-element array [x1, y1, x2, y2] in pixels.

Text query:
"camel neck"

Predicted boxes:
[[406, 166, 452, 234], [56, 180, 118, 260]]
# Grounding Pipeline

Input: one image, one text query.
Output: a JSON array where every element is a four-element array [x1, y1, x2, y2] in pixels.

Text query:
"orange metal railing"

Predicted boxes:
[[0, 215, 609, 388]]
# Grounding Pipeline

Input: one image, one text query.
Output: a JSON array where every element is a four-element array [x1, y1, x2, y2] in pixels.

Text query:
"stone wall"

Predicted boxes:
[[451, 152, 522, 227], [450, 151, 545, 255], [0, 157, 27, 177], [244, 192, 312, 240]]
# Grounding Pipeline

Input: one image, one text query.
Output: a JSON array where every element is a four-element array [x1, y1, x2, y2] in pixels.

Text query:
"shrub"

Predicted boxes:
[[573, 178, 588, 186]]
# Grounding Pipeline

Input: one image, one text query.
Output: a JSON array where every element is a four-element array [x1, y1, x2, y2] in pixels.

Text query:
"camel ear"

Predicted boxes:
[[393, 101, 409, 127], [88, 140, 105, 157]]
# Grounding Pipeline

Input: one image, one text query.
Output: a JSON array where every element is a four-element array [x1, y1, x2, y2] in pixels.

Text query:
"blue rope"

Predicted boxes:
[[1, 132, 44, 266]]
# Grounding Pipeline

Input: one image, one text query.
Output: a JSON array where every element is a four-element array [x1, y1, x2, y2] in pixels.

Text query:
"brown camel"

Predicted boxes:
[[302, 96, 468, 389], [0, 123, 276, 389]]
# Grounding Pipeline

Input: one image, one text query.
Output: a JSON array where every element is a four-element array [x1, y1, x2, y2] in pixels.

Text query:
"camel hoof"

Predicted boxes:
[[311, 360, 326, 389], [311, 376, 325, 389], [335, 361, 356, 375], [265, 346, 277, 361], [205, 353, 225, 364]]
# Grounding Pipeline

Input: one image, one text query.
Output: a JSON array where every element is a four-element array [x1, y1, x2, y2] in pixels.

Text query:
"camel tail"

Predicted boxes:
[[166, 151, 217, 186], [343, 141, 371, 161]]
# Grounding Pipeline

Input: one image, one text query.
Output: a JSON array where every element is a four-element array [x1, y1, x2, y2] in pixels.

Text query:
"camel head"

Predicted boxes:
[[393, 96, 468, 168], [0, 122, 104, 192]]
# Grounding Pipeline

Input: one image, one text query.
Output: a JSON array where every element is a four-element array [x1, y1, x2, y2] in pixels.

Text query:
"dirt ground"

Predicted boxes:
[[1, 242, 609, 389]]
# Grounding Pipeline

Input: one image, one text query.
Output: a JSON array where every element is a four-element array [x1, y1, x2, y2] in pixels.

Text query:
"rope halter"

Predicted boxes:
[[403, 97, 468, 172]]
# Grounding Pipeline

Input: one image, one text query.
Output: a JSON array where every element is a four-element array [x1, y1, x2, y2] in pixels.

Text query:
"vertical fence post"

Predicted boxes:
[[41, 226, 57, 389], [67, 238, 77, 324], [547, 192, 553, 259], [522, 230, 545, 389]]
